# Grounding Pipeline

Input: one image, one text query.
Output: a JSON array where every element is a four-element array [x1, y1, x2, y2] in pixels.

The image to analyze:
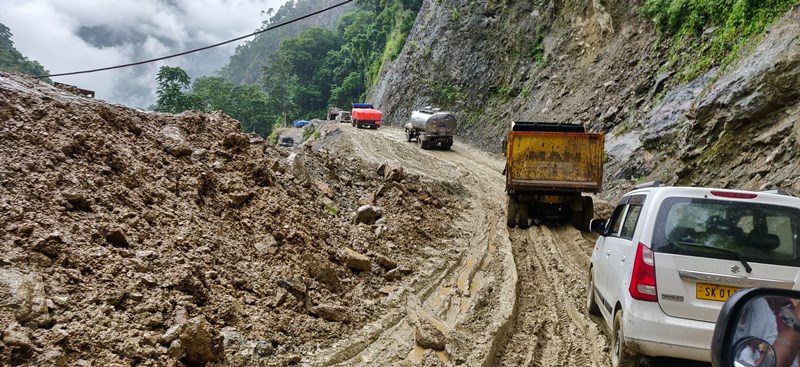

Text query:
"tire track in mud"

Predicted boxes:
[[307, 126, 518, 366], [311, 125, 613, 366], [495, 225, 610, 367]]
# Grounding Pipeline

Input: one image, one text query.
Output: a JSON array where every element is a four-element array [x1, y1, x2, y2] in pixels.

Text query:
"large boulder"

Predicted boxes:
[[287, 153, 313, 182], [0, 269, 51, 327], [159, 125, 192, 158], [415, 321, 446, 351], [353, 205, 383, 225], [340, 247, 371, 272], [160, 316, 224, 365]]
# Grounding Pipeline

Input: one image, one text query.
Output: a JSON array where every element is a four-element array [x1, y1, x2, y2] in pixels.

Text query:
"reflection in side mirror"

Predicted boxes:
[[733, 337, 775, 367], [589, 219, 606, 235], [712, 288, 800, 367]]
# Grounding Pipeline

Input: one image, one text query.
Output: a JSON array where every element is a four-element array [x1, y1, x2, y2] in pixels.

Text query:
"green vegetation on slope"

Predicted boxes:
[[154, 66, 271, 135], [220, 0, 347, 84], [642, 0, 798, 81], [261, 0, 421, 121], [0, 23, 50, 81]]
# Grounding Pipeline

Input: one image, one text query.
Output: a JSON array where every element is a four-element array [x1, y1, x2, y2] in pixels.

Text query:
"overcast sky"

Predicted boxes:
[[1, 0, 287, 109]]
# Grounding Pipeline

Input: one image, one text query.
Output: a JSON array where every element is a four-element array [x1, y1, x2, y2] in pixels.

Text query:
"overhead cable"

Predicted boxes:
[[40, 0, 354, 78]]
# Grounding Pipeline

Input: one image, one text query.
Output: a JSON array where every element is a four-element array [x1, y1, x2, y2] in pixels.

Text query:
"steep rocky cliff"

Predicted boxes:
[[372, 0, 800, 199]]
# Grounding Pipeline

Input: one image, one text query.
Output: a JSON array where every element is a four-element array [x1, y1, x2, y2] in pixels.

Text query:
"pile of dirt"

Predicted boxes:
[[0, 73, 467, 367]]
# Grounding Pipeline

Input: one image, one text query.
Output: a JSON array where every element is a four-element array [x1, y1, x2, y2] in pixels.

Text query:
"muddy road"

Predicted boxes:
[[306, 124, 611, 366]]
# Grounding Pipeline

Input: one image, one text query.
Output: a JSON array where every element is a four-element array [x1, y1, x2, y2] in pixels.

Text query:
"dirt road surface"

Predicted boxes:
[[307, 125, 611, 366]]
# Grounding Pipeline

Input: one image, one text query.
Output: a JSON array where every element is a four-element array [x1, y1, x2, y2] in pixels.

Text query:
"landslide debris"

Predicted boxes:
[[0, 73, 467, 366]]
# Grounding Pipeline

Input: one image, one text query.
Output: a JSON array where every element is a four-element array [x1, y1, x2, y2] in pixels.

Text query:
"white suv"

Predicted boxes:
[[587, 182, 800, 366]]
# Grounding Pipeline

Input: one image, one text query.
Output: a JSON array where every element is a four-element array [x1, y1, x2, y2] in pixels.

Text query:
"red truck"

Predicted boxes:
[[351, 103, 382, 129]]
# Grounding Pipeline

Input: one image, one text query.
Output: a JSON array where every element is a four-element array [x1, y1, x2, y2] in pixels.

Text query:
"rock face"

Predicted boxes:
[[372, 0, 652, 153], [674, 9, 800, 192], [373, 0, 800, 199]]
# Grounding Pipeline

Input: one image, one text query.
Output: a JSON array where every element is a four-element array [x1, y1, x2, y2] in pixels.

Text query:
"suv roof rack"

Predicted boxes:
[[634, 181, 664, 189], [762, 189, 795, 197]]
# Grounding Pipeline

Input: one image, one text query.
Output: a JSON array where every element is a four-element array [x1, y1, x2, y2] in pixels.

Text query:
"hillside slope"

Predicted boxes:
[[372, 0, 800, 199], [220, 0, 353, 84]]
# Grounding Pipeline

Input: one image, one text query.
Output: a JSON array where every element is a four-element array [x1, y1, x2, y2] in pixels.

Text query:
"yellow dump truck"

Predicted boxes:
[[504, 122, 604, 230]]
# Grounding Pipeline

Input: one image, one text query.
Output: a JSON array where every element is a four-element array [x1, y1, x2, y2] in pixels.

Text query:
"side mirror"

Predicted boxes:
[[712, 287, 800, 367], [589, 219, 607, 235]]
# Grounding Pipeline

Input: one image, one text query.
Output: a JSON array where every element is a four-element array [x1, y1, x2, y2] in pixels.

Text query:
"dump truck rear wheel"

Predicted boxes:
[[506, 197, 518, 228], [582, 196, 594, 231], [518, 203, 530, 229], [442, 142, 452, 150], [570, 196, 594, 231], [570, 200, 585, 231]]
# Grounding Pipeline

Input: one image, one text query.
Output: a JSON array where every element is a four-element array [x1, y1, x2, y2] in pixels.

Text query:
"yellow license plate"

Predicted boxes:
[[696, 283, 740, 302], [542, 195, 562, 204]]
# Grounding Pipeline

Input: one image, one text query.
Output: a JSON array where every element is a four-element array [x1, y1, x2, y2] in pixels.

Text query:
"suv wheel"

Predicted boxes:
[[612, 310, 641, 367], [586, 269, 600, 316]]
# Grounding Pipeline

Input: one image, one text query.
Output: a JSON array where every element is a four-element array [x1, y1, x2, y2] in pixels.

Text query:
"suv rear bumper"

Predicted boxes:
[[624, 300, 714, 362]]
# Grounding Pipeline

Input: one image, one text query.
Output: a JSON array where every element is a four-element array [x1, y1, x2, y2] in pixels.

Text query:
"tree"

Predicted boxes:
[[261, 27, 342, 119], [154, 66, 195, 113], [263, 55, 300, 127], [0, 23, 51, 80]]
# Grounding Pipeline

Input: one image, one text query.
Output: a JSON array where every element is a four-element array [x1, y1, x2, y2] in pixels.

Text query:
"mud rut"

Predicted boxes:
[[307, 126, 610, 366]]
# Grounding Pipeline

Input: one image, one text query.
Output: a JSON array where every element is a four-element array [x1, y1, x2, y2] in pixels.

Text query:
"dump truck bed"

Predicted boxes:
[[506, 122, 603, 193]]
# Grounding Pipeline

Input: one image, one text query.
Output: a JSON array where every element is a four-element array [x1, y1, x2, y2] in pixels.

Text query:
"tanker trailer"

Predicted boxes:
[[404, 107, 457, 150]]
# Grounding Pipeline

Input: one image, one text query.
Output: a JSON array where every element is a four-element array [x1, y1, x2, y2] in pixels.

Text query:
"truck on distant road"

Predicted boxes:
[[504, 122, 604, 231], [351, 103, 382, 129], [335, 111, 351, 124], [404, 107, 457, 150], [327, 107, 341, 121]]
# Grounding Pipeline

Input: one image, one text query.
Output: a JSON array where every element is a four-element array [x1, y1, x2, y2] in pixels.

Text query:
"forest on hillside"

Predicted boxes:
[[154, 0, 422, 137], [0, 23, 49, 81]]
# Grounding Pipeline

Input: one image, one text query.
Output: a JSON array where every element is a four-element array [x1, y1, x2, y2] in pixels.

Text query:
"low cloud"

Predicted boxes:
[[1, 0, 285, 108]]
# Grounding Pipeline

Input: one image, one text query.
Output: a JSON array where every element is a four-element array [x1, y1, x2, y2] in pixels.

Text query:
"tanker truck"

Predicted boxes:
[[351, 103, 382, 129], [504, 121, 604, 231], [404, 107, 457, 150]]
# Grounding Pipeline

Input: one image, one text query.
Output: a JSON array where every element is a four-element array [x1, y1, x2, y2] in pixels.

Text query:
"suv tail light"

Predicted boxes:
[[710, 190, 757, 199], [629, 242, 657, 302]]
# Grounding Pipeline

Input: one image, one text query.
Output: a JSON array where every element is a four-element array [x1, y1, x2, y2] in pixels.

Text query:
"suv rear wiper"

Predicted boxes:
[[675, 241, 752, 273]]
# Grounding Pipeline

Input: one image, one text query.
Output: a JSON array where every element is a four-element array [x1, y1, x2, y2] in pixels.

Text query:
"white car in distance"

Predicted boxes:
[[586, 182, 800, 366]]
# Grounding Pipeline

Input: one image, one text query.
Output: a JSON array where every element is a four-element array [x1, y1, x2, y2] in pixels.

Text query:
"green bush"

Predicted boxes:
[[530, 35, 545, 65], [451, 8, 460, 22]]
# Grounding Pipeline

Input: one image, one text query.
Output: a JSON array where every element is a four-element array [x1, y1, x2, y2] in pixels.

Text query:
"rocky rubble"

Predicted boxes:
[[0, 73, 467, 366]]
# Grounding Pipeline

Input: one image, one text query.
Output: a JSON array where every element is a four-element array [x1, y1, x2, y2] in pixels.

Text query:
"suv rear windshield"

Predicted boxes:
[[652, 197, 800, 266]]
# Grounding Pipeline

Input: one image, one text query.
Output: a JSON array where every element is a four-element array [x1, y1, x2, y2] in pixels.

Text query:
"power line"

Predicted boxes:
[[40, 0, 354, 78]]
